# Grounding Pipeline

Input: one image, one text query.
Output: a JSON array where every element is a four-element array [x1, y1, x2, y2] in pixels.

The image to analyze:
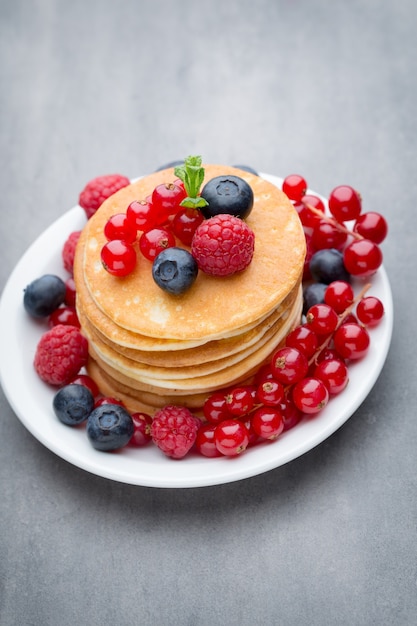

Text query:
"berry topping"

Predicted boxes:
[[53, 384, 95, 426], [24, 274, 67, 318], [328, 185, 362, 222], [62, 231, 81, 274], [151, 182, 187, 221], [172, 207, 204, 245], [130, 412, 153, 447], [79, 173, 130, 219], [104, 213, 137, 243], [191, 214, 255, 276], [152, 247, 198, 295], [48, 306, 80, 328], [200, 175, 254, 219], [150, 405, 200, 459], [86, 404, 134, 451], [282, 174, 308, 202], [126, 199, 157, 232], [101, 239, 137, 276], [34, 324, 88, 386], [139, 227, 176, 261]]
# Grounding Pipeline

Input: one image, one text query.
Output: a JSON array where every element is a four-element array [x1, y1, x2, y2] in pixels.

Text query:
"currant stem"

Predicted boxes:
[[303, 202, 364, 240]]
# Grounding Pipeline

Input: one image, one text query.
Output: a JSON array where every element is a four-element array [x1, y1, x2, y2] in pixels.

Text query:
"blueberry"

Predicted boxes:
[[152, 247, 198, 295], [53, 384, 95, 426], [23, 274, 66, 318], [232, 164, 259, 176], [200, 175, 254, 219], [309, 249, 350, 284], [303, 282, 327, 315], [86, 404, 134, 451]]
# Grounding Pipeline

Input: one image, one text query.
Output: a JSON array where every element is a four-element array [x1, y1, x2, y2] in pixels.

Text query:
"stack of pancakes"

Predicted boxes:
[[73, 165, 306, 415]]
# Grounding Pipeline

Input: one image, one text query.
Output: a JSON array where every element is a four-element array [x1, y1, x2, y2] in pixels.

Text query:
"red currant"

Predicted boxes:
[[328, 185, 362, 222], [324, 281, 354, 314], [214, 420, 250, 456], [295, 194, 325, 228], [333, 323, 370, 360], [225, 386, 255, 417], [306, 303, 338, 335], [292, 377, 329, 414], [151, 183, 187, 221], [48, 306, 80, 328], [130, 412, 152, 446], [278, 397, 302, 431], [270, 346, 309, 385], [68, 374, 100, 398], [312, 219, 348, 251], [303, 233, 315, 281], [315, 347, 345, 364], [256, 379, 284, 406], [195, 423, 223, 457], [172, 208, 204, 246], [353, 212, 388, 244], [356, 296, 384, 327], [343, 239, 383, 277], [126, 200, 157, 232], [101, 240, 137, 276], [251, 406, 284, 440], [282, 174, 308, 202], [139, 227, 175, 261], [314, 359, 349, 395], [203, 392, 231, 424], [94, 396, 126, 408], [104, 213, 137, 243], [253, 363, 276, 386], [285, 324, 319, 359], [64, 277, 77, 307]]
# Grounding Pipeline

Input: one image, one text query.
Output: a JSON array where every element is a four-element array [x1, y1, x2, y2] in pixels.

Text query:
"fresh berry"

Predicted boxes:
[[24, 274, 67, 318], [48, 306, 80, 328], [68, 374, 100, 398], [214, 419, 250, 456], [309, 248, 350, 284], [313, 359, 349, 395], [328, 185, 362, 222], [152, 247, 198, 295], [225, 386, 255, 417], [200, 175, 254, 219], [343, 239, 383, 277], [94, 396, 125, 408], [34, 324, 88, 386], [270, 346, 309, 385], [295, 194, 325, 228], [306, 303, 338, 335], [126, 199, 157, 232], [292, 377, 329, 414], [353, 212, 388, 244], [282, 174, 307, 202], [172, 208, 204, 245], [333, 322, 370, 360], [62, 231, 81, 274], [285, 324, 319, 359], [251, 406, 284, 440], [151, 182, 187, 222], [203, 392, 231, 424], [279, 397, 302, 431], [64, 277, 77, 307], [256, 379, 285, 406], [150, 405, 199, 459], [86, 404, 134, 451], [130, 412, 153, 446], [312, 220, 348, 251], [324, 280, 354, 314], [302, 282, 327, 315], [79, 174, 130, 219], [101, 240, 137, 276], [53, 384, 95, 426], [356, 296, 384, 326], [191, 214, 255, 276], [195, 424, 223, 457], [104, 213, 137, 243], [139, 227, 176, 261]]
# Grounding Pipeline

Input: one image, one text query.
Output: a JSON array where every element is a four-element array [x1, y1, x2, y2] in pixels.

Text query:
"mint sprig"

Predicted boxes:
[[174, 155, 209, 210]]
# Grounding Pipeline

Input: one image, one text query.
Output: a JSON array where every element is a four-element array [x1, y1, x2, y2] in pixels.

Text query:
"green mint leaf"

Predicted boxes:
[[174, 155, 205, 201], [180, 196, 209, 209]]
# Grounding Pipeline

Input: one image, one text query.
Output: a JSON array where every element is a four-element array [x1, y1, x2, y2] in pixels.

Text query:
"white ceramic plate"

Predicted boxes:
[[0, 174, 393, 488]]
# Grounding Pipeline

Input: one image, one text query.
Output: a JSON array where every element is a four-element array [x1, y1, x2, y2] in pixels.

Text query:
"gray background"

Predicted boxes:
[[1, 1, 416, 625]]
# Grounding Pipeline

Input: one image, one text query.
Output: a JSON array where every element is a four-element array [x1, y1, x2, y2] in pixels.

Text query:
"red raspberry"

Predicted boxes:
[[79, 174, 130, 219], [150, 405, 200, 459], [62, 230, 81, 274], [34, 324, 89, 386], [191, 214, 255, 276]]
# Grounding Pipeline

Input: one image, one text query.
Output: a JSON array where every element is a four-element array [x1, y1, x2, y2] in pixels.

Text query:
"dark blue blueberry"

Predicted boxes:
[[303, 282, 327, 315], [87, 404, 134, 451], [232, 164, 259, 176], [53, 384, 95, 426], [309, 249, 350, 284], [200, 175, 254, 219], [152, 247, 198, 295], [23, 274, 66, 318]]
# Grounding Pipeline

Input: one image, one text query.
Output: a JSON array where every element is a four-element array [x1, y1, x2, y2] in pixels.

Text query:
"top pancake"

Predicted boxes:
[[78, 165, 305, 341]]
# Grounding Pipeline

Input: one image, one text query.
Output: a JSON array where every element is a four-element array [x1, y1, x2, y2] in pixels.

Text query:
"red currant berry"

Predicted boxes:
[[303, 233, 315, 281], [195, 424, 223, 457], [333, 322, 370, 360], [353, 212, 388, 244], [225, 386, 255, 417], [251, 406, 284, 440], [94, 396, 126, 408], [328, 185, 362, 222], [104, 213, 137, 243], [64, 277, 77, 307], [285, 324, 319, 359], [356, 296, 384, 327], [315, 347, 345, 364], [270, 346, 309, 385], [130, 412, 152, 446], [48, 306, 80, 328], [203, 392, 231, 424], [295, 194, 325, 228], [343, 239, 383, 277], [101, 240, 137, 276], [282, 174, 308, 202], [256, 379, 285, 406], [139, 227, 175, 261], [340, 312, 358, 325], [292, 377, 329, 414], [214, 419, 250, 456], [278, 397, 302, 431], [240, 416, 261, 446], [126, 200, 157, 232], [306, 303, 338, 335], [312, 220, 348, 251], [314, 359, 349, 395], [172, 208, 204, 246], [151, 183, 187, 221], [253, 363, 276, 386], [68, 374, 100, 398], [324, 281, 354, 314]]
